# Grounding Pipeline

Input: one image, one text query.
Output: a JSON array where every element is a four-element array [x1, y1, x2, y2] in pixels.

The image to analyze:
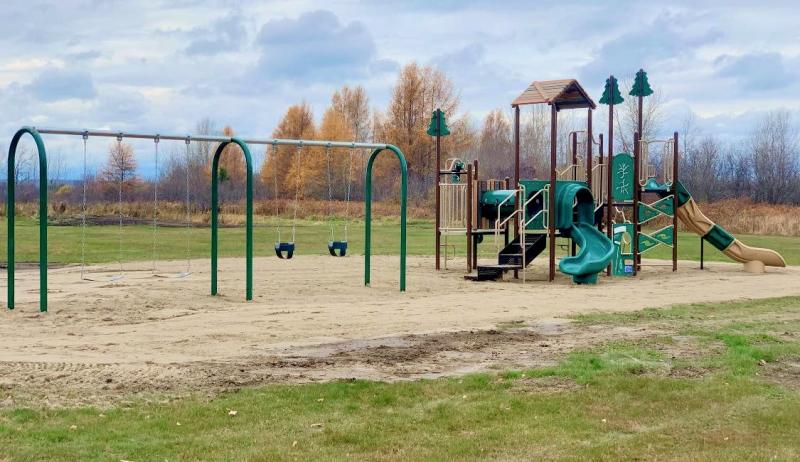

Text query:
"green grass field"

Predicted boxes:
[[2, 296, 799, 460], [4, 217, 800, 265]]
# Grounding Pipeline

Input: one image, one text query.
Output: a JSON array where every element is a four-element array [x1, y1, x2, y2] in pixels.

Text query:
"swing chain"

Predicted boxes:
[[344, 142, 356, 242], [291, 141, 302, 243], [325, 143, 334, 241]]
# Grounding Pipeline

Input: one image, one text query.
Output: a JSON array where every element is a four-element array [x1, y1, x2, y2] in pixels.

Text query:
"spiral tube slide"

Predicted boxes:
[[555, 183, 615, 284]]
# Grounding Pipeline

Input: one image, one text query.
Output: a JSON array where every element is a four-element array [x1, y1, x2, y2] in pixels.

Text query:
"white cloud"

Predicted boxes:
[[0, 0, 798, 157], [25, 68, 97, 102]]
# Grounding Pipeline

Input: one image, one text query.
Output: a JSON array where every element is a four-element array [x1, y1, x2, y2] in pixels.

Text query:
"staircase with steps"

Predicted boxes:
[[465, 234, 547, 281]]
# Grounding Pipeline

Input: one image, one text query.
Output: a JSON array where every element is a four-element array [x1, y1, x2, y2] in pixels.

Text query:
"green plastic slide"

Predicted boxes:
[[554, 183, 614, 284]]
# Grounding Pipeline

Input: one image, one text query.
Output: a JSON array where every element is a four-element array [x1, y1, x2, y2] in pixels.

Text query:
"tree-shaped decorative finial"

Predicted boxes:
[[426, 108, 451, 137], [599, 76, 624, 105], [629, 69, 653, 97]]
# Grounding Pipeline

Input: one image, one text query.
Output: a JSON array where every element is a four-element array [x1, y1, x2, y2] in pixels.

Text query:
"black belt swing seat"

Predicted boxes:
[[275, 241, 295, 259], [328, 240, 347, 257]]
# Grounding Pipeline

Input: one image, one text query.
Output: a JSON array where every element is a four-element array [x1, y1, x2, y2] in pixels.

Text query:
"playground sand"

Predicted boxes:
[[1, 255, 798, 406]]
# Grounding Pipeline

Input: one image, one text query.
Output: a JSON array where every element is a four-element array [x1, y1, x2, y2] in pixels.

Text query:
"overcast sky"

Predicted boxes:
[[2, 0, 799, 166]]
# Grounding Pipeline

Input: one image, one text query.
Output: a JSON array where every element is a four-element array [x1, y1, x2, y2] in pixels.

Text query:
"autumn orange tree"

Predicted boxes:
[[100, 140, 139, 200], [378, 62, 468, 200], [330, 85, 371, 199], [331, 85, 371, 141], [261, 103, 317, 199], [318, 106, 356, 200]]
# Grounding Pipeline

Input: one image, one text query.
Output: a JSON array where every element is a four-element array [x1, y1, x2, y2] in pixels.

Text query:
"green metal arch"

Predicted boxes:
[[7, 127, 49, 311], [364, 144, 407, 291], [210, 137, 254, 300]]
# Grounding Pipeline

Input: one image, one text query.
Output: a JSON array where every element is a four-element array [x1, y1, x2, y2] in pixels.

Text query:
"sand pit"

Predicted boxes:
[[1, 255, 798, 406]]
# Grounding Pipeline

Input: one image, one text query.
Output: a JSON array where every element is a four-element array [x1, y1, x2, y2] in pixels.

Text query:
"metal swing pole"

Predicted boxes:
[[152, 135, 160, 274], [184, 137, 192, 276], [81, 131, 89, 280]]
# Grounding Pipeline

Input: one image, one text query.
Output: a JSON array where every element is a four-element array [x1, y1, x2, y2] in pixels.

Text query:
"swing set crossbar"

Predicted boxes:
[[34, 128, 390, 151]]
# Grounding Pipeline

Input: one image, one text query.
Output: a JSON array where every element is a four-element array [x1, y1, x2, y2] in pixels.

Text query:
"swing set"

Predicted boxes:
[[6, 127, 409, 313]]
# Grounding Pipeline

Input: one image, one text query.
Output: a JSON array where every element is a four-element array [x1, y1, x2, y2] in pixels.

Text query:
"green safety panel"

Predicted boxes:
[[650, 226, 675, 246], [638, 234, 661, 253], [611, 153, 635, 202], [638, 196, 674, 225], [638, 202, 660, 225], [704, 224, 735, 251], [612, 222, 635, 276], [651, 196, 674, 216]]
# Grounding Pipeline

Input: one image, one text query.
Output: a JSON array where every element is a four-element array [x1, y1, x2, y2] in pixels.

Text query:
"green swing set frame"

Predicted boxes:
[[6, 127, 408, 313]]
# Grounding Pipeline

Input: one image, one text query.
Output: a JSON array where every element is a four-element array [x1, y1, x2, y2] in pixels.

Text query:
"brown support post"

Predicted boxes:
[[632, 131, 640, 276], [549, 104, 558, 282], [514, 105, 520, 186], [512, 104, 520, 274], [586, 109, 593, 190], [466, 164, 473, 273], [606, 79, 615, 276], [435, 130, 441, 270], [598, 133, 605, 233], [472, 159, 479, 270], [638, 96, 643, 140], [598, 134, 604, 168], [467, 164, 473, 273], [569, 131, 578, 256], [672, 131, 679, 272], [571, 132, 578, 180]]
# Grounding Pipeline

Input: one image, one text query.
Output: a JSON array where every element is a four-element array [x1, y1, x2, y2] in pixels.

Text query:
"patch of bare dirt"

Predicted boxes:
[[509, 376, 582, 394], [666, 365, 713, 379], [762, 357, 800, 390], [0, 320, 659, 408]]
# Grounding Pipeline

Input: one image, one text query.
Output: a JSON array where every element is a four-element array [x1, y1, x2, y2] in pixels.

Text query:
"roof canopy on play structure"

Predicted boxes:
[[511, 79, 596, 110]]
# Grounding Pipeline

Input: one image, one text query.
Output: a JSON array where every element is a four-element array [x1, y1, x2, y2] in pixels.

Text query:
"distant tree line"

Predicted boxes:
[[3, 66, 799, 213]]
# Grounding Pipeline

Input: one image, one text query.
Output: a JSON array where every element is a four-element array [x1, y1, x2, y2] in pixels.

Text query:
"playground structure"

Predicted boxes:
[[6, 127, 409, 313], [432, 71, 786, 283]]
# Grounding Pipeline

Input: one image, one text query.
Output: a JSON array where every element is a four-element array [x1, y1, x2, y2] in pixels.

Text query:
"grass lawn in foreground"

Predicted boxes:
[[1, 296, 799, 460]]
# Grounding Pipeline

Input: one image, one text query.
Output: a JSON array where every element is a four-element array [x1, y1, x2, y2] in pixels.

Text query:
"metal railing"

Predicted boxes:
[[591, 162, 607, 212], [520, 185, 549, 284], [557, 155, 586, 181], [486, 185, 550, 283], [493, 189, 521, 252], [639, 138, 675, 186], [439, 181, 468, 234]]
